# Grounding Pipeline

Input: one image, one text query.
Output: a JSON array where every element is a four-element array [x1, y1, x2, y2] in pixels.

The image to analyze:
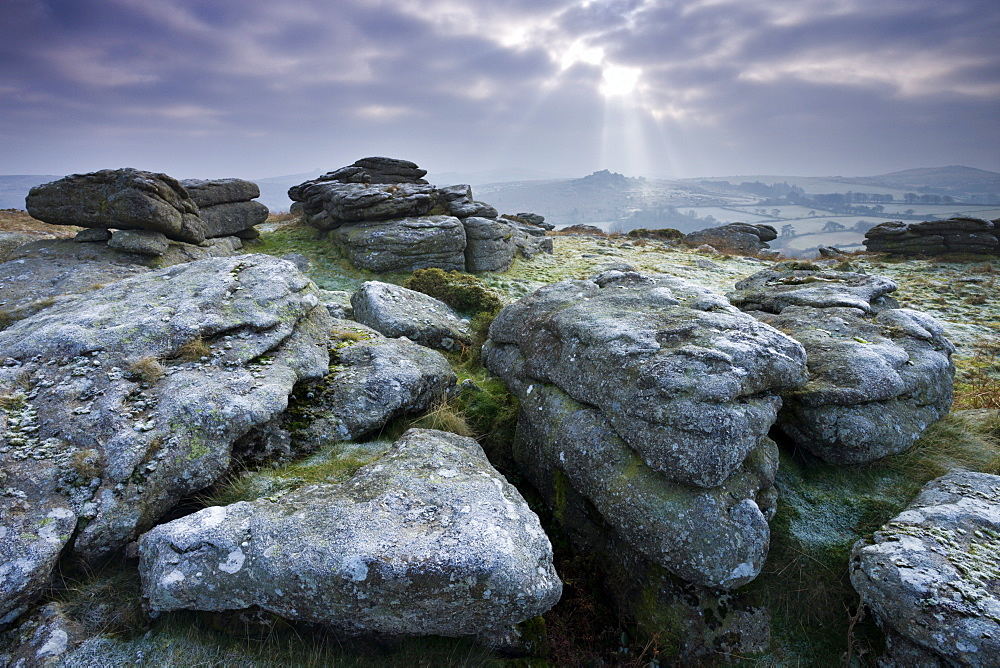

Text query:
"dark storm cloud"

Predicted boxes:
[[0, 0, 997, 177]]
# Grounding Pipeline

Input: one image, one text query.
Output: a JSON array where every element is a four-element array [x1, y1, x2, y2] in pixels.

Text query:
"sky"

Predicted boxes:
[[1, 0, 998, 181]]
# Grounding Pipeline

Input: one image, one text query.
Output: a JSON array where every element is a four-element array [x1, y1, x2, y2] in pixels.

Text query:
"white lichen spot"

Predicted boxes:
[[728, 562, 756, 581], [36, 629, 69, 658], [162, 569, 185, 587], [200, 506, 227, 529], [218, 548, 246, 574], [344, 556, 369, 582]]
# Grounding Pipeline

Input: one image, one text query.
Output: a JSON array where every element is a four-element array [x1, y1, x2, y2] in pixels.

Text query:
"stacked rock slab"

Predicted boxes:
[[729, 266, 955, 464], [850, 471, 1000, 666], [288, 157, 549, 273], [865, 217, 1000, 256], [681, 223, 778, 255], [138, 428, 562, 639], [180, 178, 269, 240], [0, 255, 330, 624], [25, 169, 268, 250], [482, 269, 808, 589]]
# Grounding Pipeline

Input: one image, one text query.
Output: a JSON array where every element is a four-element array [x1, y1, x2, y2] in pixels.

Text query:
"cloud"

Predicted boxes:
[[0, 0, 996, 178]]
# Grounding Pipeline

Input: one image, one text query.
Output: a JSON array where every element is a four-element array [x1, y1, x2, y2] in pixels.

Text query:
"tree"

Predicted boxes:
[[771, 209, 781, 218], [822, 221, 845, 232], [781, 224, 796, 238]]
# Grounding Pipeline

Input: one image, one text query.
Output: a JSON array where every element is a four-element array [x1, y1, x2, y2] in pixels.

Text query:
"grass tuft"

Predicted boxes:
[[175, 336, 211, 362], [403, 268, 505, 315], [128, 356, 164, 383]]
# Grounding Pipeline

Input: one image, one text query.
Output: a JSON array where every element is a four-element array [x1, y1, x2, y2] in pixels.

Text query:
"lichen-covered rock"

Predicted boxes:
[[0, 231, 41, 262], [293, 321, 457, 444], [293, 182, 441, 230], [512, 227, 553, 259], [331, 215, 467, 273], [730, 266, 954, 464], [138, 429, 561, 638], [196, 200, 269, 239], [864, 218, 1000, 256], [107, 229, 170, 256], [754, 306, 955, 463], [351, 281, 472, 351], [850, 471, 1000, 666], [483, 270, 807, 488], [728, 267, 900, 314], [0, 602, 87, 665], [0, 255, 330, 623], [296, 157, 429, 188], [0, 238, 243, 331], [681, 223, 777, 255], [25, 169, 206, 244], [316, 289, 354, 319], [513, 381, 779, 589], [463, 216, 516, 272]]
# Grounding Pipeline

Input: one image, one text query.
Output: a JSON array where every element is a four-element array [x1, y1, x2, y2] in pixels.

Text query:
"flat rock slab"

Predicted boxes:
[[0, 238, 243, 332], [292, 182, 440, 228], [865, 218, 999, 256], [483, 270, 807, 488], [332, 216, 467, 273], [26, 169, 206, 244], [352, 281, 472, 352], [179, 178, 260, 207], [139, 429, 562, 638], [197, 201, 269, 239], [292, 320, 457, 444], [851, 471, 1000, 666], [0, 255, 330, 623], [728, 268, 899, 314]]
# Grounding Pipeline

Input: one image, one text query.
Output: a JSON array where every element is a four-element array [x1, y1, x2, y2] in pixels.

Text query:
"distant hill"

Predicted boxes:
[[867, 166, 1000, 198], [0, 175, 60, 209]]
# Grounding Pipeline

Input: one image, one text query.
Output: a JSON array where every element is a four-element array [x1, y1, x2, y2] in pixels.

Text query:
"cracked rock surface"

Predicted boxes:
[[0, 254, 330, 623], [851, 471, 1000, 666], [138, 428, 562, 638]]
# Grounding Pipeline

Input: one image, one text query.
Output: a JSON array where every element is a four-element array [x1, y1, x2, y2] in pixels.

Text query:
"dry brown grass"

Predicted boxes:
[[128, 356, 165, 383], [955, 338, 1000, 410], [176, 336, 211, 362], [0, 208, 80, 237]]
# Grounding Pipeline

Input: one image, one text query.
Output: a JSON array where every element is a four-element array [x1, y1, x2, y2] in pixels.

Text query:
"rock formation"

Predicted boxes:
[[0, 255, 331, 623], [139, 428, 562, 638], [291, 320, 457, 445], [851, 471, 1000, 666], [681, 223, 778, 255], [287, 158, 551, 273], [25, 169, 268, 250], [351, 281, 472, 352], [864, 217, 1000, 256], [482, 268, 808, 588], [730, 266, 955, 463]]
